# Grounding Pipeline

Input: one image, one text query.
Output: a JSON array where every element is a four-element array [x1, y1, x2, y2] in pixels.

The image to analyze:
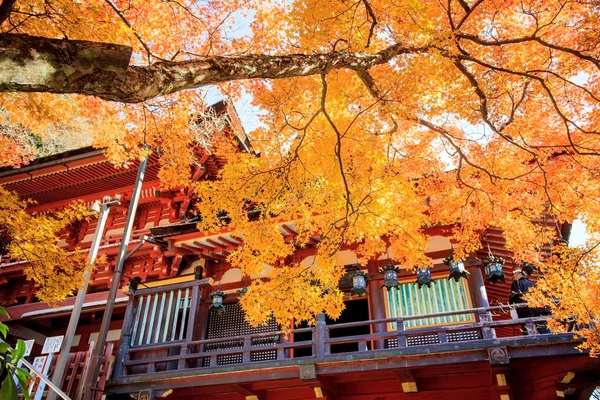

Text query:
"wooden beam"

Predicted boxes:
[[230, 384, 264, 400], [206, 238, 232, 251], [218, 236, 240, 248], [393, 370, 418, 393], [181, 243, 203, 254]]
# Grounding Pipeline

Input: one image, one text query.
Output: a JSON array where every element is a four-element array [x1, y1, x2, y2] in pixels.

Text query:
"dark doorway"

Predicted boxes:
[[327, 298, 370, 354], [291, 298, 371, 358]]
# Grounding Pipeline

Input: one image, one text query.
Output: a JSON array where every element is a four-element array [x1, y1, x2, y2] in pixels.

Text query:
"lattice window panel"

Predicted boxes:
[[217, 354, 243, 365], [203, 302, 278, 367], [407, 334, 440, 347], [251, 350, 277, 362], [447, 329, 481, 342]]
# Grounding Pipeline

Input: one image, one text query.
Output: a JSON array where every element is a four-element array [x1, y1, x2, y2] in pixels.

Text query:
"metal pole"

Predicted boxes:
[[47, 201, 114, 400], [80, 153, 148, 400], [21, 358, 72, 400]]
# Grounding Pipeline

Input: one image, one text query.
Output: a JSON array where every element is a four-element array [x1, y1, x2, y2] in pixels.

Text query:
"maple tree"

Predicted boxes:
[[1, 0, 600, 351]]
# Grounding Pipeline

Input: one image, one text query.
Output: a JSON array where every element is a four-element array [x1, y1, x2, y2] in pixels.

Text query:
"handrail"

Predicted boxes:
[[124, 340, 315, 367], [128, 327, 314, 352], [326, 303, 529, 330], [323, 316, 551, 344], [21, 358, 71, 400]]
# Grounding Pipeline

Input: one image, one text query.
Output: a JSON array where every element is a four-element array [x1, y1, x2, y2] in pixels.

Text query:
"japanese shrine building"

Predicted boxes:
[[1, 102, 599, 400]]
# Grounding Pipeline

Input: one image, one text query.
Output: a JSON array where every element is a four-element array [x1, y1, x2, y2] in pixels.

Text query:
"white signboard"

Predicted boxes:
[[23, 339, 35, 357], [32, 356, 46, 371], [42, 336, 63, 354]]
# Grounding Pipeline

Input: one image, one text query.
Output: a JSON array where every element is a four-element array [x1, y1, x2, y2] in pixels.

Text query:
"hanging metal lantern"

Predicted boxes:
[[209, 290, 226, 314], [483, 255, 506, 284], [380, 264, 401, 290], [444, 257, 470, 282], [415, 267, 434, 289], [350, 271, 368, 296]]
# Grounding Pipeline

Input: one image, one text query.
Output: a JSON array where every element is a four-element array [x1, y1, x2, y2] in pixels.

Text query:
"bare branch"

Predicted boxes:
[[361, 0, 377, 48], [103, 0, 163, 63], [457, 33, 600, 70]]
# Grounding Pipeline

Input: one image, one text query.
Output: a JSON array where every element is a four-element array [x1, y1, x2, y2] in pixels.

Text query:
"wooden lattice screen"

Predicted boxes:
[[204, 302, 279, 366]]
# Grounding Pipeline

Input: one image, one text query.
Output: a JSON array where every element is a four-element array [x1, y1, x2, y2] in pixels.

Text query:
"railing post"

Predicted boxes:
[[525, 322, 537, 336], [438, 330, 448, 344], [242, 336, 252, 363], [185, 285, 201, 342], [479, 312, 495, 339], [396, 318, 407, 348], [178, 345, 189, 370], [314, 313, 327, 359], [196, 302, 210, 368], [178, 284, 200, 370], [112, 294, 137, 379], [277, 335, 287, 360]]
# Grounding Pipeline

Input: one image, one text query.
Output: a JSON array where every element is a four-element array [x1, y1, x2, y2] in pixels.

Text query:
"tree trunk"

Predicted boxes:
[[0, 33, 428, 103]]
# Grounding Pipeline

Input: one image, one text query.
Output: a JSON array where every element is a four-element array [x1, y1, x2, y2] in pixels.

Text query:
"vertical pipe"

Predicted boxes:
[[48, 203, 112, 400], [81, 152, 148, 400]]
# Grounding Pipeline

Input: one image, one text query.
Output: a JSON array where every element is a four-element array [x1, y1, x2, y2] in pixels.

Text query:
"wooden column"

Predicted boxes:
[[367, 262, 386, 350], [195, 284, 211, 368], [468, 265, 490, 308], [468, 266, 496, 339]]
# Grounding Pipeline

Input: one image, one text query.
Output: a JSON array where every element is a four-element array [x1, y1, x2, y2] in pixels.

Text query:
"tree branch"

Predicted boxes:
[[0, 0, 17, 25], [0, 33, 430, 102], [361, 0, 377, 48]]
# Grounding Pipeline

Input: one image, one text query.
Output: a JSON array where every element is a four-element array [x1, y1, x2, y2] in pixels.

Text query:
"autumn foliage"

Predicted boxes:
[[0, 1, 599, 350], [0, 187, 91, 304]]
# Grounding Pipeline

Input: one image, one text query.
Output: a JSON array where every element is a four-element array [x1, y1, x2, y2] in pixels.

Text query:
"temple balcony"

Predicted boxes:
[[105, 273, 595, 400]]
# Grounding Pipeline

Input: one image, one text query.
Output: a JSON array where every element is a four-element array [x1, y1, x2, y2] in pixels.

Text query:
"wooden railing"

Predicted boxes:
[[112, 280, 572, 380]]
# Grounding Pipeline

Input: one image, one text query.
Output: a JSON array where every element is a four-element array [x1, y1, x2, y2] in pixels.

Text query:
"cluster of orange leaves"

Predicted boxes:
[[0, 187, 92, 304], [0, 0, 599, 346], [526, 244, 600, 356]]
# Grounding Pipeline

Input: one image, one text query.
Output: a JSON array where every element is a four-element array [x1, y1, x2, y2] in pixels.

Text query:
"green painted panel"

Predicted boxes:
[[386, 277, 471, 328]]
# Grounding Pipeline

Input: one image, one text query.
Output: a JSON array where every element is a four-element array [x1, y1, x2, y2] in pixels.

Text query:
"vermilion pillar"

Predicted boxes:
[[367, 261, 386, 350]]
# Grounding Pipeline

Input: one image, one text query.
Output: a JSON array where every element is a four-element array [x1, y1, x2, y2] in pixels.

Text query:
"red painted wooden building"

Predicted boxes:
[[1, 102, 598, 400]]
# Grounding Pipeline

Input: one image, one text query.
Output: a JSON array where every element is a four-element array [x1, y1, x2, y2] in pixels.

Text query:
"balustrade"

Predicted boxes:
[[112, 282, 570, 380]]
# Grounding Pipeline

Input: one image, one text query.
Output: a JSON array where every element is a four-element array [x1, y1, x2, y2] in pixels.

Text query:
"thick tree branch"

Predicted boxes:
[[0, 33, 429, 103], [0, 0, 17, 25]]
